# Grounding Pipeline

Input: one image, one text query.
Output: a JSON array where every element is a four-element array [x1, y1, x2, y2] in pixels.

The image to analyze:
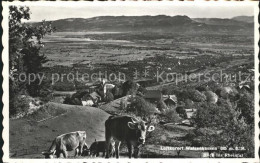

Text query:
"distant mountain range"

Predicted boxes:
[[30, 15, 253, 34], [232, 16, 254, 23]]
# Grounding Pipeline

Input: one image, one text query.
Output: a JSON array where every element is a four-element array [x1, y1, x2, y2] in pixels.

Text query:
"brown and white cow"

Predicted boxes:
[[105, 116, 155, 158], [42, 131, 87, 158]]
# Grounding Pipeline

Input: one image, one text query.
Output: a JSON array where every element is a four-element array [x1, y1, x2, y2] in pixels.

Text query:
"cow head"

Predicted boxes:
[[82, 143, 90, 156], [127, 118, 155, 144], [42, 150, 55, 158]]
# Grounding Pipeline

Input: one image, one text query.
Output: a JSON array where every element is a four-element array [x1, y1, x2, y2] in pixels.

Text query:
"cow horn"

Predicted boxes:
[[131, 117, 138, 123]]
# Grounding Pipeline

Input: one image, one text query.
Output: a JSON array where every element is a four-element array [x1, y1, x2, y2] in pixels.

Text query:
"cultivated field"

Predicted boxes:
[[41, 32, 253, 67]]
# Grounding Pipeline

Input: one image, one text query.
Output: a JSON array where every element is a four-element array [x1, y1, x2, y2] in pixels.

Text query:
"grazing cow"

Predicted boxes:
[[89, 139, 115, 157], [81, 143, 90, 156], [105, 116, 155, 158], [42, 131, 87, 158]]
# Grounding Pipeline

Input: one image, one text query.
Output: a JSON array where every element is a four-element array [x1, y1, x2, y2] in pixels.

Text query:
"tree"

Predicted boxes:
[[127, 96, 158, 121], [203, 91, 218, 104], [187, 89, 206, 102], [105, 91, 114, 103], [237, 92, 254, 125], [119, 98, 127, 110], [190, 100, 254, 157], [176, 106, 187, 119], [112, 84, 123, 99], [122, 80, 138, 96], [163, 109, 182, 123], [9, 6, 54, 116], [157, 99, 168, 112]]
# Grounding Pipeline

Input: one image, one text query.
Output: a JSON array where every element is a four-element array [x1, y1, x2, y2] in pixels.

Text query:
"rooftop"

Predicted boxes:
[[144, 90, 162, 99]]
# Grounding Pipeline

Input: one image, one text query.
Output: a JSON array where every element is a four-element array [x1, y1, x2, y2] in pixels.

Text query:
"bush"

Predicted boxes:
[[71, 90, 89, 100], [10, 95, 30, 118], [122, 80, 138, 96], [137, 86, 147, 96], [188, 89, 206, 102], [216, 87, 238, 100], [191, 102, 235, 128], [119, 98, 127, 110], [39, 88, 54, 102], [176, 106, 188, 119], [203, 91, 218, 104], [53, 82, 75, 91], [112, 84, 123, 99], [174, 89, 189, 102], [157, 99, 168, 112], [63, 95, 73, 105], [196, 85, 209, 92], [127, 96, 158, 120], [184, 99, 194, 108], [63, 94, 82, 105], [237, 92, 254, 125], [163, 109, 182, 123], [207, 81, 222, 92], [105, 91, 114, 103]]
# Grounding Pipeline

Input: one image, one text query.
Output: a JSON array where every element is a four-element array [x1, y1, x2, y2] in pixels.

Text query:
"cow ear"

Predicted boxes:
[[128, 122, 136, 130], [147, 125, 155, 132], [131, 118, 138, 123]]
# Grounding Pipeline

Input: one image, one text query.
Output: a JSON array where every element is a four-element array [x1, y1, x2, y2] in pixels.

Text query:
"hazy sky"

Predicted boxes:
[[23, 2, 255, 22]]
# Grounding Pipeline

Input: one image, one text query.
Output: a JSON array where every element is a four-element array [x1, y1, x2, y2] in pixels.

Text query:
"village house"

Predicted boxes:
[[144, 91, 178, 109], [144, 90, 162, 104], [163, 95, 177, 108]]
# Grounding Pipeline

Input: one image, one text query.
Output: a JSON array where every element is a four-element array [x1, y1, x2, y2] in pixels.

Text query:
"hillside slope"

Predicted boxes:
[[10, 102, 110, 158], [99, 96, 128, 114]]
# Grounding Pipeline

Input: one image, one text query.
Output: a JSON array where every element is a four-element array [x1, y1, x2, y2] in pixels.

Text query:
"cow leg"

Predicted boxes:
[[56, 152, 61, 158], [96, 152, 99, 157], [62, 150, 68, 158], [103, 151, 105, 157], [74, 148, 79, 157], [112, 144, 116, 157], [78, 145, 83, 156], [78, 140, 85, 156], [133, 147, 139, 158], [105, 137, 112, 158], [127, 142, 132, 158], [115, 141, 121, 159], [57, 151, 63, 158]]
